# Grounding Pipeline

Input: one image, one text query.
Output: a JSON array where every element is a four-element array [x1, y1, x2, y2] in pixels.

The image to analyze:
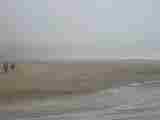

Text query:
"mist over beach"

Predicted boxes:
[[1, 0, 160, 119]]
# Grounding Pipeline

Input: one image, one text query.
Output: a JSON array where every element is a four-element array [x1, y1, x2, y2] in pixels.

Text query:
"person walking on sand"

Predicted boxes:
[[0, 64, 3, 73], [10, 63, 16, 71], [3, 62, 8, 73]]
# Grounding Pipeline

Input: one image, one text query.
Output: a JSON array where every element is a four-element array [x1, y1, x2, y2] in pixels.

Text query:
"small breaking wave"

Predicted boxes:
[[128, 82, 142, 87]]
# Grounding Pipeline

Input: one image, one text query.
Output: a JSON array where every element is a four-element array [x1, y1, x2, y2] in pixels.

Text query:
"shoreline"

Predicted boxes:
[[0, 61, 160, 111], [1, 62, 160, 96]]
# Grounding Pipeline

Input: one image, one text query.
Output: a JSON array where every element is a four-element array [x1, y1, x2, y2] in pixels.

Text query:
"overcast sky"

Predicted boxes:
[[0, 0, 160, 60]]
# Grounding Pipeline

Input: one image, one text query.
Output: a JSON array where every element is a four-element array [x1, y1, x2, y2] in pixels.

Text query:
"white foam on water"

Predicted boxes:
[[112, 104, 136, 111], [106, 88, 120, 94], [97, 88, 121, 97], [128, 82, 142, 87]]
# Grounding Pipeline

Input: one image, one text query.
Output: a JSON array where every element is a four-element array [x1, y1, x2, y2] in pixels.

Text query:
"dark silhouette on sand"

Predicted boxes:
[[3, 62, 8, 73]]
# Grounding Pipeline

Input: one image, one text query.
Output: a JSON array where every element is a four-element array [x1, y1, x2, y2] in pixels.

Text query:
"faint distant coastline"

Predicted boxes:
[[1, 56, 160, 64]]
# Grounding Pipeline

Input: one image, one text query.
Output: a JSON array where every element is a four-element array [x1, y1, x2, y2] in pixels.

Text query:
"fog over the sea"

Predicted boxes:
[[0, 0, 160, 61]]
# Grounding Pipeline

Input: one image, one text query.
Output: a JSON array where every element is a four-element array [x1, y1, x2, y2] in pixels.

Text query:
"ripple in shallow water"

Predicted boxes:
[[128, 82, 142, 87], [2, 80, 160, 120]]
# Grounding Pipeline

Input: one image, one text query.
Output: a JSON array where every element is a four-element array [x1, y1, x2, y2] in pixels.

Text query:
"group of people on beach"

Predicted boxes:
[[0, 63, 16, 73]]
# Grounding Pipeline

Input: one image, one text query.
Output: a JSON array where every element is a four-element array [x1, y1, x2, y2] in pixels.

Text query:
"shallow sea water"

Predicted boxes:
[[1, 79, 160, 120]]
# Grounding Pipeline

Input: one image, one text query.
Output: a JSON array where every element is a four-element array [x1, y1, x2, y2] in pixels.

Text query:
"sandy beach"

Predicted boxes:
[[0, 61, 160, 111], [1, 61, 160, 94]]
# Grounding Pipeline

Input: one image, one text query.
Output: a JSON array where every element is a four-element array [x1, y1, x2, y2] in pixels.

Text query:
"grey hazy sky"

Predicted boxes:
[[0, 0, 160, 60]]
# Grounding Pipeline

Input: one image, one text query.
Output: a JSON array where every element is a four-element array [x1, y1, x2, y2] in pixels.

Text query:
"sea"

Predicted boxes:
[[1, 79, 160, 120]]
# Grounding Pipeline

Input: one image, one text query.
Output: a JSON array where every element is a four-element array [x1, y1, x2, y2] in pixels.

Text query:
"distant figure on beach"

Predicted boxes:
[[0, 62, 16, 73], [3, 62, 8, 73], [0, 64, 3, 73], [10, 64, 16, 71]]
